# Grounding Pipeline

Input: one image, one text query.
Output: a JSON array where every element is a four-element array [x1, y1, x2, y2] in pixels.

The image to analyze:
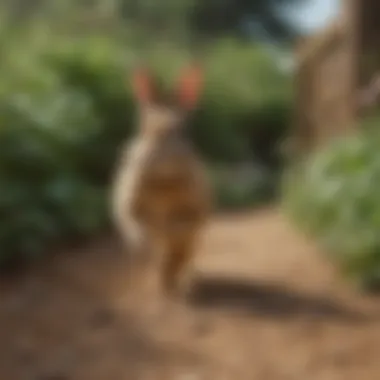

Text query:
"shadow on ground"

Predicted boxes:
[[188, 275, 370, 323]]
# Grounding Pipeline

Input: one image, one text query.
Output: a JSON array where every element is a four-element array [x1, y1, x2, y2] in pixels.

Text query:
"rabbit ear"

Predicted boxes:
[[176, 64, 204, 110], [131, 67, 157, 104]]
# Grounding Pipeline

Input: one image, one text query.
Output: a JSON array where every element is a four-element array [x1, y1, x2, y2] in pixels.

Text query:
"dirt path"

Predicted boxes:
[[1, 208, 380, 380]]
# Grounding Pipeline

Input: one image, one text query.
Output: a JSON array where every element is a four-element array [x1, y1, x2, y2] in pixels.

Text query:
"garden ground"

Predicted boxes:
[[1, 208, 380, 380]]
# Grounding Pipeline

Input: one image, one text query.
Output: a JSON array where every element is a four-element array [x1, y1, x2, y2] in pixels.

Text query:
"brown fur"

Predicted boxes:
[[110, 67, 212, 298]]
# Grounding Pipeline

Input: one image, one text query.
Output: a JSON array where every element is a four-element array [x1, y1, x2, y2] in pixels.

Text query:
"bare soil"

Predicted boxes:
[[1, 208, 380, 380]]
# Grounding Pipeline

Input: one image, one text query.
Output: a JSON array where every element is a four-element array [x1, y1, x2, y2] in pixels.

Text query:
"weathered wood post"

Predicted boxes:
[[292, 0, 359, 155]]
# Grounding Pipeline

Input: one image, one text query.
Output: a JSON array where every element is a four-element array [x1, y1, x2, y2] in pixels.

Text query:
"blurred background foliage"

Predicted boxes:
[[2, 0, 380, 294], [0, 0, 296, 267], [3, 0, 378, 293]]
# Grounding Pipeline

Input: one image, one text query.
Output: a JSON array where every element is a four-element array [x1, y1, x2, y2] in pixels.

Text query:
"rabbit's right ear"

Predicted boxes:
[[131, 67, 157, 105]]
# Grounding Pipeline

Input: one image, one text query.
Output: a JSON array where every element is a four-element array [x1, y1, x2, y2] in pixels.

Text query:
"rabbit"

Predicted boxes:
[[111, 64, 212, 303]]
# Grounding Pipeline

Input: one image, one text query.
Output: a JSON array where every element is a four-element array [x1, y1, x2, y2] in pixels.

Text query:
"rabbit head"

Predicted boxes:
[[131, 64, 204, 140]]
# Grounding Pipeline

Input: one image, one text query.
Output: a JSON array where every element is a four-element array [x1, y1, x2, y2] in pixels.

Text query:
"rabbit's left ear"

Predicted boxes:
[[176, 64, 204, 110]]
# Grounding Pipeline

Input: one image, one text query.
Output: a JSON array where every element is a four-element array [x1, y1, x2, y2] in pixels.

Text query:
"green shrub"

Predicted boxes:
[[0, 58, 107, 266], [283, 126, 380, 291], [190, 40, 292, 162]]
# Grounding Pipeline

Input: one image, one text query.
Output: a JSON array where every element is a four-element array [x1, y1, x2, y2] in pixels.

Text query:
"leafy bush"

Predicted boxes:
[[283, 126, 380, 291], [0, 28, 292, 267], [0, 57, 107, 266], [191, 40, 292, 162]]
